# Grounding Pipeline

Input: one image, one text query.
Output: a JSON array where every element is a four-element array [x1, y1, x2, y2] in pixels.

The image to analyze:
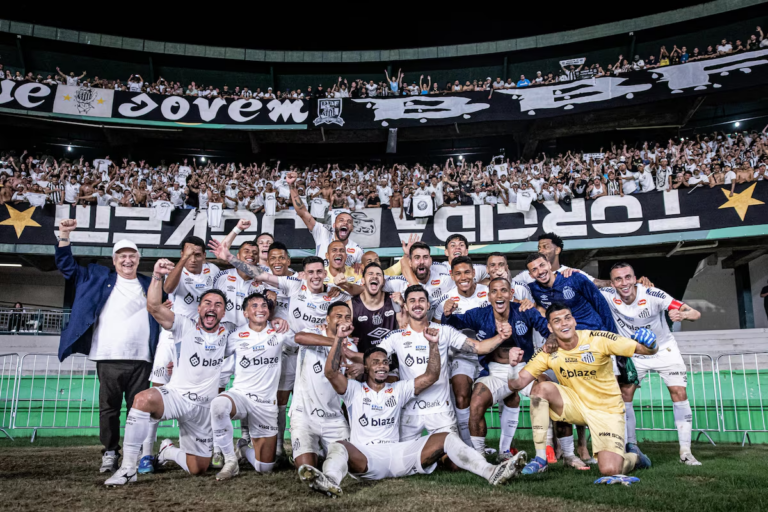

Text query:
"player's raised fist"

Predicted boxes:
[[333, 273, 347, 286], [424, 327, 440, 344], [59, 219, 77, 233], [236, 219, 251, 231], [154, 259, 175, 276], [443, 298, 458, 317], [508, 347, 525, 366], [336, 322, 353, 338], [497, 321, 512, 340], [286, 171, 298, 185]]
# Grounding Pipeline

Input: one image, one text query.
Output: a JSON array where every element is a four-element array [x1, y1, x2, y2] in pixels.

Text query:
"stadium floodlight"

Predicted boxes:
[[735, 121, 741, 127], [0, 263, 22, 267], [459, 155, 464, 160], [201, 157, 206, 162], [67, 146, 72, 151]]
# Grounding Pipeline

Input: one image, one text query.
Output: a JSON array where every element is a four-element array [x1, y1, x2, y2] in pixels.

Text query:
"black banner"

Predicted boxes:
[[1, 183, 765, 254], [310, 49, 768, 129]]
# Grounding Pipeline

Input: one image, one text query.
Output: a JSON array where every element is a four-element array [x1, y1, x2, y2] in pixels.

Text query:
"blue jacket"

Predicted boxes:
[[55, 245, 163, 362], [527, 273, 617, 333]]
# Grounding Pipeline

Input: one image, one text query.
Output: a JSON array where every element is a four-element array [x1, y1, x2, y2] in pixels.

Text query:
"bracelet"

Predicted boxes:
[[152, 273, 164, 281], [57, 237, 70, 242], [233, 227, 243, 235]]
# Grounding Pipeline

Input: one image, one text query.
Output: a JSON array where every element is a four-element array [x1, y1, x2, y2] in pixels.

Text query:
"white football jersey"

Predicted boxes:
[[600, 284, 682, 351], [434, 284, 489, 364], [342, 379, 415, 445], [311, 222, 363, 267], [213, 268, 257, 326], [290, 327, 358, 421], [277, 276, 352, 332], [166, 315, 235, 408], [383, 271, 454, 321], [253, 269, 292, 322], [226, 324, 289, 402], [377, 323, 467, 416], [169, 262, 221, 318], [431, 262, 489, 283]]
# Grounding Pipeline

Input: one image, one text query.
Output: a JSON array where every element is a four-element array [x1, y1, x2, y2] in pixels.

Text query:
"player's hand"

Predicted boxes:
[[401, 233, 421, 257], [353, 262, 362, 275], [166, 361, 174, 378], [181, 241, 197, 260], [443, 298, 458, 317], [286, 171, 298, 185], [491, 268, 508, 280], [207, 239, 233, 262], [336, 322, 354, 339], [424, 327, 440, 344], [508, 347, 525, 367], [559, 268, 579, 278], [543, 333, 559, 354], [271, 318, 289, 334], [154, 259, 175, 276], [236, 219, 251, 231], [327, 286, 341, 299], [333, 273, 347, 287], [496, 321, 512, 340], [343, 361, 365, 380], [59, 219, 77, 233], [638, 276, 655, 288], [163, 299, 173, 310], [631, 328, 657, 349], [668, 308, 686, 323], [391, 292, 404, 307], [518, 298, 536, 312]]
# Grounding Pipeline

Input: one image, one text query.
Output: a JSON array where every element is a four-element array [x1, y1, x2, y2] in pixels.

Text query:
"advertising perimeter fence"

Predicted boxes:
[[0, 351, 766, 445]]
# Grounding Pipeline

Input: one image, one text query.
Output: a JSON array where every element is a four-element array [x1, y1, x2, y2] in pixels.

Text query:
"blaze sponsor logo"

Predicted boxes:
[[477, 291, 487, 298], [227, 276, 237, 282], [239, 332, 250, 338], [638, 299, 647, 306], [313, 361, 323, 373], [559, 367, 597, 379]]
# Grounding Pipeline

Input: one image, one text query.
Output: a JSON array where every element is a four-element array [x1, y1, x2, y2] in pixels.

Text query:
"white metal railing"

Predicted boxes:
[[716, 352, 768, 446], [0, 309, 71, 336]]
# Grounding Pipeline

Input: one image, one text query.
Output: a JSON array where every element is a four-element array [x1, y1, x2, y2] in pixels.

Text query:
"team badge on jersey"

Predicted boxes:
[[639, 309, 651, 319], [563, 287, 575, 300], [515, 321, 528, 336], [581, 352, 595, 363], [372, 313, 383, 326]]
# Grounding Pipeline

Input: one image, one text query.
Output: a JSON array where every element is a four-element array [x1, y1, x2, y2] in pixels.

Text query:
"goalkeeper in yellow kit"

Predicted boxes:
[[506, 303, 658, 484]]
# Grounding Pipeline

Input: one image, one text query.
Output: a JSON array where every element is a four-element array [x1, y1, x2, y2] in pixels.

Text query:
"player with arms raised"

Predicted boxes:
[[601, 263, 702, 465]]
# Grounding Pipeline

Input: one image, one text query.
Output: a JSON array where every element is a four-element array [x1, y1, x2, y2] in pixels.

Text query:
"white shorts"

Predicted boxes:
[[157, 386, 212, 458], [450, 355, 480, 380], [475, 362, 515, 403], [634, 346, 688, 388], [278, 350, 298, 392], [353, 436, 437, 480], [224, 388, 278, 439], [219, 356, 235, 389], [289, 413, 350, 458], [400, 410, 458, 442], [150, 329, 175, 384]]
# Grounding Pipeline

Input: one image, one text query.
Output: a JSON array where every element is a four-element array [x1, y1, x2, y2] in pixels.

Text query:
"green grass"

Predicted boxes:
[[1, 436, 767, 512]]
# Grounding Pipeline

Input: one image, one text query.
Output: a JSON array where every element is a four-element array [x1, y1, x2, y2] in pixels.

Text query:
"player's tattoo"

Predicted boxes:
[[460, 340, 478, 354], [425, 341, 440, 378], [230, 258, 263, 278], [331, 338, 344, 372]]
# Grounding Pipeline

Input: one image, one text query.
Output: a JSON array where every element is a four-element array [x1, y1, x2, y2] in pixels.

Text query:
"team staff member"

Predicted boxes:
[[55, 219, 165, 474], [507, 303, 657, 479]]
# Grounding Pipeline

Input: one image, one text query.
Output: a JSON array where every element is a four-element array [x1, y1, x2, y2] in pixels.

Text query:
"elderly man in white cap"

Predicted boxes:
[[55, 219, 165, 473]]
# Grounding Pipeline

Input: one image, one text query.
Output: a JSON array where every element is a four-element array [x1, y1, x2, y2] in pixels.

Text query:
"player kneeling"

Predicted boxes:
[[210, 292, 293, 480], [298, 323, 527, 497], [507, 303, 658, 481]]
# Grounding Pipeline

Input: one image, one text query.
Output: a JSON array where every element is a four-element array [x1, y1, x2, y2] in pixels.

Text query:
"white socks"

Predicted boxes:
[[455, 407, 472, 446], [163, 445, 190, 473], [557, 435, 575, 458], [211, 396, 235, 460], [625, 402, 637, 445], [444, 432, 495, 481], [470, 436, 486, 455], [546, 421, 554, 447], [673, 400, 693, 453], [142, 418, 159, 457], [276, 405, 287, 456], [499, 405, 519, 453], [240, 416, 251, 443], [322, 442, 349, 484], [242, 447, 274, 473], [122, 410, 150, 470]]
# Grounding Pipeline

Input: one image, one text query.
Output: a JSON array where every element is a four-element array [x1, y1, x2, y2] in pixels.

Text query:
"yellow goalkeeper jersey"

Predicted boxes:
[[523, 330, 637, 414]]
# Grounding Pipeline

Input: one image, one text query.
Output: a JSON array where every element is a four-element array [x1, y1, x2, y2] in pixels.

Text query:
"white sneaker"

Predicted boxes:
[[680, 452, 702, 466], [100, 451, 119, 473], [216, 457, 240, 481], [156, 439, 175, 467], [104, 466, 137, 486], [488, 451, 527, 486], [211, 447, 224, 469], [298, 464, 342, 498]]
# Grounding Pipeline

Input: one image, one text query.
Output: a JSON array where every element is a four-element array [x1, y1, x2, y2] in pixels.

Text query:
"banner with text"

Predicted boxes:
[[0, 184, 765, 254]]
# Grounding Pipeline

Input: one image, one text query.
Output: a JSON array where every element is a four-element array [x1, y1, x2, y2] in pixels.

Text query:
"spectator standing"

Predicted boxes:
[[55, 220, 164, 474]]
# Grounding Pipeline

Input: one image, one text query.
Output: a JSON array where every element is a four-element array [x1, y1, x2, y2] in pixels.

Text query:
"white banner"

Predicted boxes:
[[583, 152, 605, 162], [413, 196, 434, 218], [492, 164, 509, 177], [53, 85, 114, 117], [560, 57, 586, 67]]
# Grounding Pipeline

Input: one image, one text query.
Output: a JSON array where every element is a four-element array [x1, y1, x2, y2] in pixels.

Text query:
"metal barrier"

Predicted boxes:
[[633, 353, 720, 445], [0, 353, 20, 440], [0, 308, 71, 336], [716, 352, 768, 446]]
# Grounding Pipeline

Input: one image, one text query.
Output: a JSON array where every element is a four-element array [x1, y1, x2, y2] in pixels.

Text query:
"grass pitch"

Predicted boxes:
[[1, 437, 766, 512]]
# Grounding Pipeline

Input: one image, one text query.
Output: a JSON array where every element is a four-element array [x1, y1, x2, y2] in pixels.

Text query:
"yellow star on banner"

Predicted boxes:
[[718, 183, 764, 221], [0, 204, 41, 238], [97, 98, 104, 104], [63, 95, 71, 101]]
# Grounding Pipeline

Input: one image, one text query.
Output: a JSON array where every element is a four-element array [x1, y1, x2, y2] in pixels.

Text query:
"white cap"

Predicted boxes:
[[112, 239, 139, 255]]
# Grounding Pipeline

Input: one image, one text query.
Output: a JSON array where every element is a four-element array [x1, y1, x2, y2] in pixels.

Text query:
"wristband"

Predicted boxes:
[[57, 237, 70, 242], [508, 363, 519, 381], [233, 227, 243, 235], [152, 273, 164, 281]]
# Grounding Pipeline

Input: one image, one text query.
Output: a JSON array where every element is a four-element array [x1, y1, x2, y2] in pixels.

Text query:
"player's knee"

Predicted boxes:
[[504, 392, 520, 408], [669, 387, 688, 402], [132, 389, 156, 412], [599, 462, 622, 476], [210, 396, 232, 421], [189, 464, 207, 476]]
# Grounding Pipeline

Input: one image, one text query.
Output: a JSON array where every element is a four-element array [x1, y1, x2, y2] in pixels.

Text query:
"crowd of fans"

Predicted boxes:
[[1, 128, 766, 217], [2, 26, 767, 100]]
